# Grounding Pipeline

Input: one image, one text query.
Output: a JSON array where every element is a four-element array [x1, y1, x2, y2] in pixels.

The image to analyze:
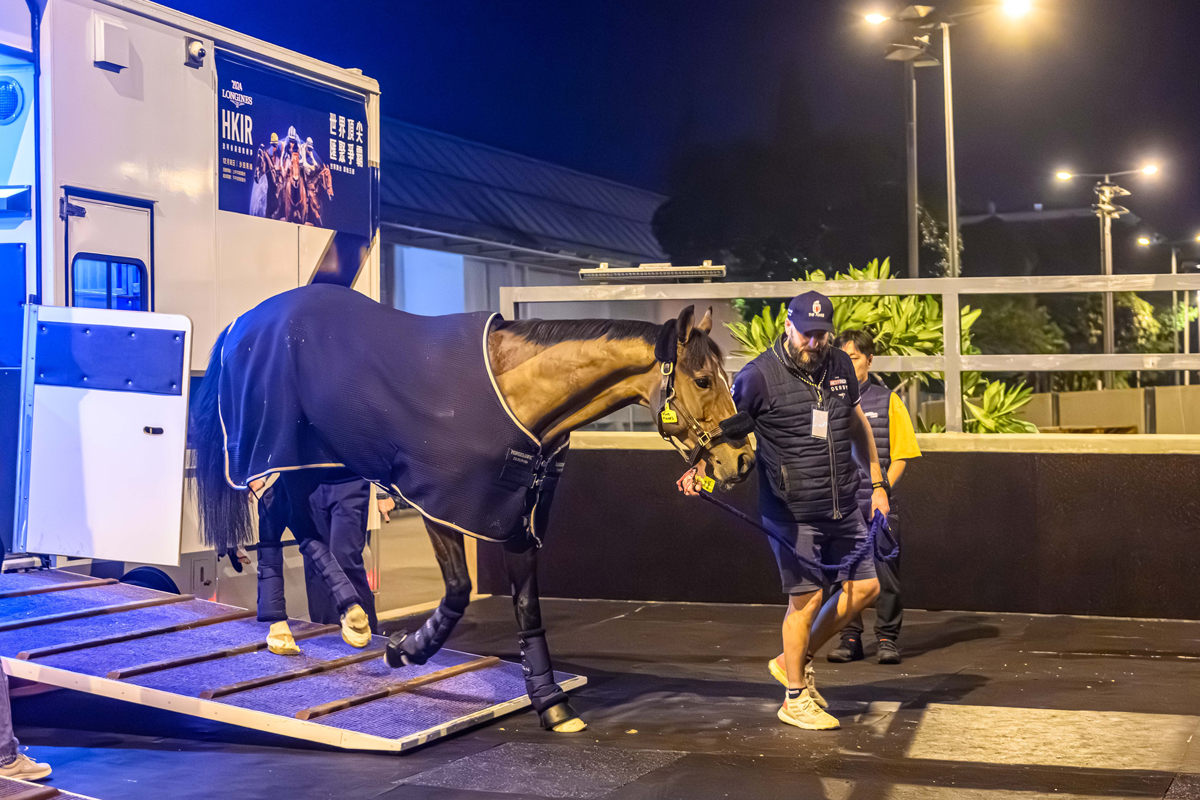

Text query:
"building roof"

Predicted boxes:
[[378, 119, 668, 269]]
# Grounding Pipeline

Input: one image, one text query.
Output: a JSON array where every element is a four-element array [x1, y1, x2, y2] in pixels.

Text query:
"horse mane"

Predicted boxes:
[[495, 317, 723, 372]]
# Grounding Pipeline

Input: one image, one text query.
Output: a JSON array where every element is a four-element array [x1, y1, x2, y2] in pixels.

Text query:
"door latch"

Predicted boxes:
[[59, 198, 86, 221]]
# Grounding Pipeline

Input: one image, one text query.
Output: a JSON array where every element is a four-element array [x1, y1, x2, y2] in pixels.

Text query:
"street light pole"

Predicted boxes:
[[1092, 176, 1132, 389], [941, 22, 960, 278], [1172, 246, 1179, 384], [1059, 167, 1154, 388], [905, 60, 919, 279]]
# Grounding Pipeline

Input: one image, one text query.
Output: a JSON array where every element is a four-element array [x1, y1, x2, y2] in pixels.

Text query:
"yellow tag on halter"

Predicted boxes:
[[660, 403, 678, 424], [700, 476, 716, 493]]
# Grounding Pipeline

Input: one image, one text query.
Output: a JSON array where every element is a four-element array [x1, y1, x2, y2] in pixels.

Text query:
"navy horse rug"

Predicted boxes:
[[217, 284, 554, 542]]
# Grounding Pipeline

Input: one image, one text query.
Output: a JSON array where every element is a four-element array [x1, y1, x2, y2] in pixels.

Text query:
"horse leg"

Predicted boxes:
[[504, 537, 584, 733], [385, 520, 471, 667], [279, 472, 372, 648]]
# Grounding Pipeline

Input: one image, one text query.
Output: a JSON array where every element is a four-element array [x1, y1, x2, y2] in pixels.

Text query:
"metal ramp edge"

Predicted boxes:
[[0, 773, 102, 800], [0, 571, 585, 753]]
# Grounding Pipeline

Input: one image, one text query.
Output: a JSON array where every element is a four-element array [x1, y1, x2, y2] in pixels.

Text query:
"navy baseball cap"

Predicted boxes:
[[787, 291, 835, 334]]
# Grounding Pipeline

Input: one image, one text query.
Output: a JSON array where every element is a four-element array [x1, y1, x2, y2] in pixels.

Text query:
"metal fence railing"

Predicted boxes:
[[500, 274, 1200, 433]]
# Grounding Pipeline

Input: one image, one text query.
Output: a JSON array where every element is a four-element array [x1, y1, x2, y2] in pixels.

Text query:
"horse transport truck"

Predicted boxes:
[[0, 0, 383, 610]]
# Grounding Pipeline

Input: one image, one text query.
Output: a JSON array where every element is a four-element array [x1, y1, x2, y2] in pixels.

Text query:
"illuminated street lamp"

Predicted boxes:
[[1057, 165, 1160, 387], [867, 2, 1033, 279]]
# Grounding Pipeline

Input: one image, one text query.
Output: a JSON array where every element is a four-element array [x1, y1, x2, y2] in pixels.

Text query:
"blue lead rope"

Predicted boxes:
[[697, 490, 898, 587]]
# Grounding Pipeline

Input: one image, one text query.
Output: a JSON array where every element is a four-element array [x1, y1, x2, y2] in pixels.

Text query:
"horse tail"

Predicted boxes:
[[190, 327, 255, 550]]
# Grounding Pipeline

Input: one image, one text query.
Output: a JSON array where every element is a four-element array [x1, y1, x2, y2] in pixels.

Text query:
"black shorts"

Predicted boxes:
[[763, 514, 878, 595]]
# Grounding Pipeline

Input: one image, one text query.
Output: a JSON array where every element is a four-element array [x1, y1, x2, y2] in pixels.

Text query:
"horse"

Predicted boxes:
[[189, 284, 754, 733], [280, 152, 308, 224], [305, 164, 333, 227]]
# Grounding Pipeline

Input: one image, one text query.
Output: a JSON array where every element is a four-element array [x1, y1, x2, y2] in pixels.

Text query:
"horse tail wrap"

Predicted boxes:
[[191, 326, 255, 550]]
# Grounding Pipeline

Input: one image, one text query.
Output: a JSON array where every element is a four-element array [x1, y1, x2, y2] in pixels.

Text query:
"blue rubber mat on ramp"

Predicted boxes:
[[0, 570, 585, 752]]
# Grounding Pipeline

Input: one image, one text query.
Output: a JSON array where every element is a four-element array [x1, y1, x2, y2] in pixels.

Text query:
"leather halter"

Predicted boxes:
[[653, 320, 753, 467]]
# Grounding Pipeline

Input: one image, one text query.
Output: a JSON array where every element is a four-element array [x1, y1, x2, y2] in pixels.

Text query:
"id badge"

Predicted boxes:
[[811, 408, 829, 439]]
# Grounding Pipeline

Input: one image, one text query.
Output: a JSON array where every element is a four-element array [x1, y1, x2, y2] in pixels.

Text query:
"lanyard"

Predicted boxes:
[[773, 339, 827, 408]]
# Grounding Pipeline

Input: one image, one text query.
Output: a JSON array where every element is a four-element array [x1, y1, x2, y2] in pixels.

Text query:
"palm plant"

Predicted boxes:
[[726, 258, 1037, 433]]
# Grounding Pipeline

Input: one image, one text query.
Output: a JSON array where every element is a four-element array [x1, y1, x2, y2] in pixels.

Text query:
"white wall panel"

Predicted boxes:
[[48, 0, 217, 358], [215, 211, 297, 353]]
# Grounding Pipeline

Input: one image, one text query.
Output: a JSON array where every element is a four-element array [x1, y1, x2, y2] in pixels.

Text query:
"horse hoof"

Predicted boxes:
[[552, 717, 587, 733], [385, 631, 418, 668], [538, 701, 584, 732], [341, 604, 372, 649], [267, 621, 301, 656]]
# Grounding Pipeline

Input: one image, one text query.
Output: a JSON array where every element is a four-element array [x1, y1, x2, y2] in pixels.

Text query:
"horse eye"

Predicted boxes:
[[695, 377, 712, 390]]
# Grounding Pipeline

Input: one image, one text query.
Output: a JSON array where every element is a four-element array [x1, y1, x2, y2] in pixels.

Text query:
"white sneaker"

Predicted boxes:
[[805, 660, 829, 709], [778, 691, 840, 731], [266, 621, 301, 655], [0, 753, 52, 781], [341, 604, 372, 648]]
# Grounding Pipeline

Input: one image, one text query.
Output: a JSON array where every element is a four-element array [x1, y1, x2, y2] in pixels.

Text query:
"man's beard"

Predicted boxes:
[[785, 339, 829, 370]]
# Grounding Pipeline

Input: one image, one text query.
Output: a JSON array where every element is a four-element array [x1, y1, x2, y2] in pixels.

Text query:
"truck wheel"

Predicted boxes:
[[120, 566, 180, 594]]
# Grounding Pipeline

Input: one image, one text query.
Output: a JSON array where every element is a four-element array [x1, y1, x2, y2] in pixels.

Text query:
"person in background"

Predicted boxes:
[[0, 549, 51, 781], [828, 329, 921, 665], [302, 478, 393, 635]]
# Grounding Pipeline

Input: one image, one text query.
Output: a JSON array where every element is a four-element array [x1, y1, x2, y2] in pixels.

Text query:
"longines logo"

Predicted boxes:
[[222, 79, 253, 109]]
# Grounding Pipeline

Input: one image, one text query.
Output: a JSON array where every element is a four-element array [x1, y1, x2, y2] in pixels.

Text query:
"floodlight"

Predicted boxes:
[[865, 13, 889, 24], [1137, 237, 1151, 246], [1002, 0, 1031, 17], [1055, 172, 1073, 180], [1142, 165, 1158, 175]]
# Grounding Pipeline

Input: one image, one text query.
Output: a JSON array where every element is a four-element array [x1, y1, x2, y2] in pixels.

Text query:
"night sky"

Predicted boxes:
[[161, 0, 1200, 240]]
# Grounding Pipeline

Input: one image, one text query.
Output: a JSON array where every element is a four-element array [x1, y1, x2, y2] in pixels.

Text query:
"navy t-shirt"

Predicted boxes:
[[732, 344, 861, 418]]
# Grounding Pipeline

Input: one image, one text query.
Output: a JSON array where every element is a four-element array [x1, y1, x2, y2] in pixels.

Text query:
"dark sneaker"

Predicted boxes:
[[877, 638, 902, 665], [827, 636, 864, 663]]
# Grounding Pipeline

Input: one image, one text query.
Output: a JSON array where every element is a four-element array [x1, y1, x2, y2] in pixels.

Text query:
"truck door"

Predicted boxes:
[[62, 192, 153, 311], [13, 305, 192, 565]]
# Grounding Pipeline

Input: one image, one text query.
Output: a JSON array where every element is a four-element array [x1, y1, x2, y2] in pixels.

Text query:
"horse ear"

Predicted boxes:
[[697, 307, 713, 335], [676, 305, 697, 344]]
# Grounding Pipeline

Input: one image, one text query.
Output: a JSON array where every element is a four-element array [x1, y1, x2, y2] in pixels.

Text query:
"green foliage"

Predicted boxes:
[[964, 380, 1038, 434], [727, 257, 1037, 434], [970, 296, 1068, 357]]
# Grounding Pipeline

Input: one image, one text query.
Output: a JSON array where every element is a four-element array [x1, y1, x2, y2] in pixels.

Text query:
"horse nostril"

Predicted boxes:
[[738, 453, 752, 476]]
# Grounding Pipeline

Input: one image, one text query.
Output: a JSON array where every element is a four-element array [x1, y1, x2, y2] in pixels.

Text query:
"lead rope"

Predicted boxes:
[[697, 490, 897, 586]]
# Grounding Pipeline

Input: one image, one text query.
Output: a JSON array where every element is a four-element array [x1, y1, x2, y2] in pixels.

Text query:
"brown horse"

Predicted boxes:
[[281, 152, 308, 224], [191, 297, 753, 734], [305, 164, 333, 226]]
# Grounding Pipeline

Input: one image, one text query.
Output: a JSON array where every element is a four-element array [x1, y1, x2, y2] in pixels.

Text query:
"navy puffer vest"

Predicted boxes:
[[750, 340, 860, 523], [855, 379, 900, 527]]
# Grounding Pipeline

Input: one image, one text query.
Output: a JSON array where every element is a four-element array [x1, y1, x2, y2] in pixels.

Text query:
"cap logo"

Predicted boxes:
[[811, 300, 823, 316]]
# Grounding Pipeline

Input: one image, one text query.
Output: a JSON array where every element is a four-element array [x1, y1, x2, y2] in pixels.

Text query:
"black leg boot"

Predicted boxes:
[[518, 628, 580, 731], [385, 602, 464, 667]]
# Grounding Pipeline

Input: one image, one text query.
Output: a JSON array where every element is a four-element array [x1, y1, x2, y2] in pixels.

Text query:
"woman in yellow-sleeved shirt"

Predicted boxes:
[[828, 329, 922, 665]]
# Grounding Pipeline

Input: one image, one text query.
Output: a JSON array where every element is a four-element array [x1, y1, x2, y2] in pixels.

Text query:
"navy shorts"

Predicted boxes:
[[763, 514, 878, 595]]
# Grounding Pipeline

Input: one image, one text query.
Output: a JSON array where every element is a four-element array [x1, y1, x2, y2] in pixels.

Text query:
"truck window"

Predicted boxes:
[[71, 256, 147, 311]]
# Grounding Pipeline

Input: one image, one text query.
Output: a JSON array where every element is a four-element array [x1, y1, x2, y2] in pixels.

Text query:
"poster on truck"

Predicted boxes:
[[216, 50, 370, 238]]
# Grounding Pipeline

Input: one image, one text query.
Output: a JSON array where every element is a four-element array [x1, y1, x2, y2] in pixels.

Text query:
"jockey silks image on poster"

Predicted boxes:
[[216, 50, 371, 238]]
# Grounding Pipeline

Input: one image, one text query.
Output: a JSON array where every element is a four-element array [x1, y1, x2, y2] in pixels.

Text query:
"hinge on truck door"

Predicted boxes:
[[59, 197, 86, 221]]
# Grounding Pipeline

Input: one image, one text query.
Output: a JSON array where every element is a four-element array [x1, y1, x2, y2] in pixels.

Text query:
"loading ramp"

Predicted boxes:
[[0, 570, 584, 752]]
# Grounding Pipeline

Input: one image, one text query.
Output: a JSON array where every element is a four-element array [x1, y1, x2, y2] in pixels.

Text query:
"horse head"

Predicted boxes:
[[320, 166, 334, 198], [657, 305, 755, 488]]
